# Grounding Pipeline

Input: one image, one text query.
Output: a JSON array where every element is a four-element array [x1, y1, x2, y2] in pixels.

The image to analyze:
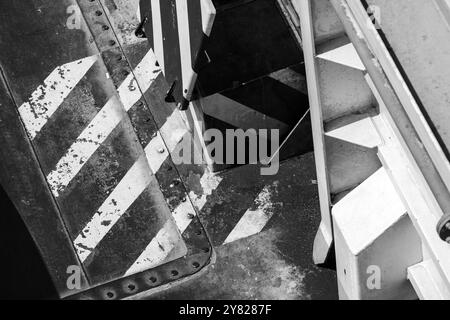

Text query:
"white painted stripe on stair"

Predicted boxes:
[[19, 55, 98, 140], [172, 170, 223, 233], [74, 110, 187, 262], [325, 117, 382, 148], [74, 155, 153, 262], [125, 170, 223, 276], [318, 43, 365, 71], [176, 0, 197, 100], [223, 184, 276, 245], [46, 50, 160, 197], [47, 96, 124, 197], [119, 49, 161, 108], [151, 0, 165, 74]]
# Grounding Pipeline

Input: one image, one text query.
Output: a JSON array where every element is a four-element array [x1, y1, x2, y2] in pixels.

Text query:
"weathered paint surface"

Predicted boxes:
[[148, 153, 338, 300]]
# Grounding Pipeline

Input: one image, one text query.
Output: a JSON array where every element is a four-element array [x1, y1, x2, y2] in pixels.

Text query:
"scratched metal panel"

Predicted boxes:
[[0, 0, 188, 296], [99, 0, 214, 259]]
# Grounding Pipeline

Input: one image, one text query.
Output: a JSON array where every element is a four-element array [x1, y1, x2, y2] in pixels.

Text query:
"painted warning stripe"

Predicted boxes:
[[46, 50, 161, 197], [223, 184, 276, 245], [74, 109, 188, 263], [74, 155, 153, 262], [127, 169, 277, 275], [125, 170, 223, 276], [18, 55, 98, 140]]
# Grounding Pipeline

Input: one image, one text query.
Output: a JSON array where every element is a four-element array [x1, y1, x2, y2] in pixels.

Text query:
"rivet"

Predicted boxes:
[[158, 148, 165, 154], [187, 213, 195, 219]]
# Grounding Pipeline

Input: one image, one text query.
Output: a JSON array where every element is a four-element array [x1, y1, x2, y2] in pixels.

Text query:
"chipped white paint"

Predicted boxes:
[[318, 43, 365, 71], [19, 55, 98, 140], [118, 49, 161, 108], [125, 170, 222, 276], [46, 96, 124, 197], [124, 220, 183, 276], [224, 183, 277, 245], [46, 50, 160, 197], [172, 170, 223, 233], [74, 109, 187, 262], [144, 110, 188, 173], [74, 155, 153, 262]]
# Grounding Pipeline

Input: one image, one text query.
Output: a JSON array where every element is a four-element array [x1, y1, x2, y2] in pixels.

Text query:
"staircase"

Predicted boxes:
[[284, 0, 450, 299]]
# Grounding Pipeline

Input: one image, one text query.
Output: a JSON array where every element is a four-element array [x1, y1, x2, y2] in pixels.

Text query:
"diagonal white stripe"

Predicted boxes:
[[74, 155, 153, 262], [19, 55, 98, 140], [74, 110, 188, 263], [223, 184, 276, 245], [124, 220, 183, 276], [47, 50, 161, 197], [125, 170, 223, 276], [317, 43, 365, 71]]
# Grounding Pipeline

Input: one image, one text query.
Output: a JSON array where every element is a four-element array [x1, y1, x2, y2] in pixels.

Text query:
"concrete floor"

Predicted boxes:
[[149, 153, 338, 300]]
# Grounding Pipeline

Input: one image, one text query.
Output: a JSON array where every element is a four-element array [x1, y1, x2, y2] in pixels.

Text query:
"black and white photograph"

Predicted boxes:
[[0, 0, 449, 305]]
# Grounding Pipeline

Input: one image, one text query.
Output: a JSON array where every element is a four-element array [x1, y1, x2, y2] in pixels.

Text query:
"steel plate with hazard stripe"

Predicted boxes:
[[0, 0, 212, 299]]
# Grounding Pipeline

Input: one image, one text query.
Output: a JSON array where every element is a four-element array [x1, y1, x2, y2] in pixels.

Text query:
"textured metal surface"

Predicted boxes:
[[366, 0, 450, 158], [0, 58, 89, 298], [145, 154, 338, 300], [0, 0, 216, 299]]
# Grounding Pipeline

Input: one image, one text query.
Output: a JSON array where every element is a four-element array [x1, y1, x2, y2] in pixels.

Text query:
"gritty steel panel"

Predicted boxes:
[[0, 0, 199, 298]]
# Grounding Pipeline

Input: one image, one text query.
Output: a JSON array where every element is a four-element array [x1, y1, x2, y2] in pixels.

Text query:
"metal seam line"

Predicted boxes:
[[74, 109, 188, 263], [46, 50, 161, 197]]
